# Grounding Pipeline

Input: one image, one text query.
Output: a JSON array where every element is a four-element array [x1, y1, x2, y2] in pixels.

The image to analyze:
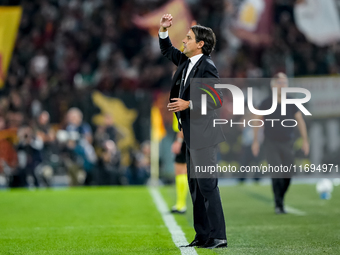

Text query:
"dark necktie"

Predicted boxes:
[[179, 59, 190, 97]]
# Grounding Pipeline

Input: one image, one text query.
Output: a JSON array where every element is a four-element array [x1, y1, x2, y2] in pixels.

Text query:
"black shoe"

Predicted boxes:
[[171, 205, 187, 214], [201, 238, 228, 249], [275, 207, 287, 214], [181, 239, 207, 247]]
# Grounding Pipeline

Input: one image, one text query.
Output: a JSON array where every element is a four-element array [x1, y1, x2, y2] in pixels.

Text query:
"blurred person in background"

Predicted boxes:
[[59, 107, 96, 186], [96, 140, 121, 185], [11, 126, 43, 187], [73, 62, 94, 90], [59, 131, 97, 186], [67, 136, 97, 186], [94, 113, 125, 147], [0, 97, 9, 116], [35, 111, 56, 150], [8, 90, 24, 112], [58, 132, 81, 186], [66, 107, 93, 144], [0, 116, 18, 183], [126, 141, 150, 185], [34, 111, 56, 186], [171, 129, 188, 214], [6, 110, 24, 129], [6, 91, 25, 129], [139, 140, 151, 175], [252, 73, 310, 214]]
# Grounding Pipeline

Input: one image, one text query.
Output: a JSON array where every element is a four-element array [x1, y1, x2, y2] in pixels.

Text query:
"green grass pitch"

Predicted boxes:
[[0, 183, 339, 254]]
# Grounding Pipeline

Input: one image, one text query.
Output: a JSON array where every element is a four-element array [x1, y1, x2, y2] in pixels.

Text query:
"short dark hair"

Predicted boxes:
[[190, 25, 216, 56]]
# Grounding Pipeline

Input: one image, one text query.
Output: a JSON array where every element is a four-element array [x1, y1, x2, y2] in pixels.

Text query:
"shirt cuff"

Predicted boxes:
[[189, 100, 193, 110], [159, 30, 168, 39]]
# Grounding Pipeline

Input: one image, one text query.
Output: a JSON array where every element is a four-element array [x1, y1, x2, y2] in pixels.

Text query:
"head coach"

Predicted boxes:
[[159, 14, 227, 249]]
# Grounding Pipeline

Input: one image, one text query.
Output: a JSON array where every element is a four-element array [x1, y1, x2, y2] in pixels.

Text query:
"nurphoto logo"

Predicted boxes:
[[199, 84, 312, 128]]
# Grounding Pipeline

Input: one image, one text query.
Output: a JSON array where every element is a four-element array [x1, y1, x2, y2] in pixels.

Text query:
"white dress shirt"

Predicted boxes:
[[184, 53, 203, 85]]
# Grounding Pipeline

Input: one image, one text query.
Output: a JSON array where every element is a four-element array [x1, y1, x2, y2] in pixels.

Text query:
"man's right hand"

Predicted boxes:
[[160, 14, 173, 32]]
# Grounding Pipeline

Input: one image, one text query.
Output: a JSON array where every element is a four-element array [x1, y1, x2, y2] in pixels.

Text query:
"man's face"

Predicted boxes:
[[182, 29, 202, 58]]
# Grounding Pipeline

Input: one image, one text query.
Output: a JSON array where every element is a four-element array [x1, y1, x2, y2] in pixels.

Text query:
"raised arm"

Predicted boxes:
[[159, 14, 186, 66]]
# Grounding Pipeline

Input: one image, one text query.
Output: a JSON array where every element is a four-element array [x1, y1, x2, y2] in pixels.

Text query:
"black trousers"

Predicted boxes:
[[186, 145, 226, 241], [264, 138, 294, 209]]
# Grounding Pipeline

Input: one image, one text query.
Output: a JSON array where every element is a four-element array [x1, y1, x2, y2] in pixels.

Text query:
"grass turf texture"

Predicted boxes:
[[0, 184, 339, 254]]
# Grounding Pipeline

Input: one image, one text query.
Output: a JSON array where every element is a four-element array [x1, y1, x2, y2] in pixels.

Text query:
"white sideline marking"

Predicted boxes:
[[285, 206, 307, 216], [149, 188, 198, 255]]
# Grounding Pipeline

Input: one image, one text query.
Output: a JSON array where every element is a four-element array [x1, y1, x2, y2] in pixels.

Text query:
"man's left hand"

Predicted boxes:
[[167, 98, 189, 112]]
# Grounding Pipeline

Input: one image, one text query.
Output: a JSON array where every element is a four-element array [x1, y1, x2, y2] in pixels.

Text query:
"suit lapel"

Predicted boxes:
[[173, 60, 188, 88], [170, 59, 188, 101]]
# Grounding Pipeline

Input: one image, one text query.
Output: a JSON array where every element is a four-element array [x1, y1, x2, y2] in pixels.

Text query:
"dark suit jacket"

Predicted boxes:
[[160, 36, 225, 149]]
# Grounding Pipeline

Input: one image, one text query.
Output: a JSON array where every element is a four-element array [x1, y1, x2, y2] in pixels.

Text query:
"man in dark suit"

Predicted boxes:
[[159, 14, 227, 249]]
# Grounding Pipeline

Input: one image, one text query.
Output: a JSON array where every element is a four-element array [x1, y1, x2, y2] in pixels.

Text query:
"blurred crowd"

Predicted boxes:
[[218, 0, 340, 78], [0, 106, 151, 187], [0, 0, 339, 187]]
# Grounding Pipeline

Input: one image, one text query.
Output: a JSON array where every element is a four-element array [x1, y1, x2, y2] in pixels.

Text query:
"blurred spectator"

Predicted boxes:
[[35, 111, 55, 145], [96, 140, 121, 185], [0, 97, 9, 115], [6, 111, 24, 129], [139, 140, 151, 174], [8, 90, 24, 112], [94, 113, 125, 147], [66, 107, 92, 143], [0, 116, 18, 177], [34, 111, 57, 186], [30, 50, 49, 77], [66, 137, 97, 185], [56, 107, 96, 185], [126, 153, 149, 185], [74, 62, 94, 89], [126, 141, 150, 185], [11, 126, 43, 187]]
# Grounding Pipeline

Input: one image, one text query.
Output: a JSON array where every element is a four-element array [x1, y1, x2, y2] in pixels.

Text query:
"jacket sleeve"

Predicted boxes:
[[203, 59, 223, 110], [190, 59, 223, 115], [159, 36, 186, 67]]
